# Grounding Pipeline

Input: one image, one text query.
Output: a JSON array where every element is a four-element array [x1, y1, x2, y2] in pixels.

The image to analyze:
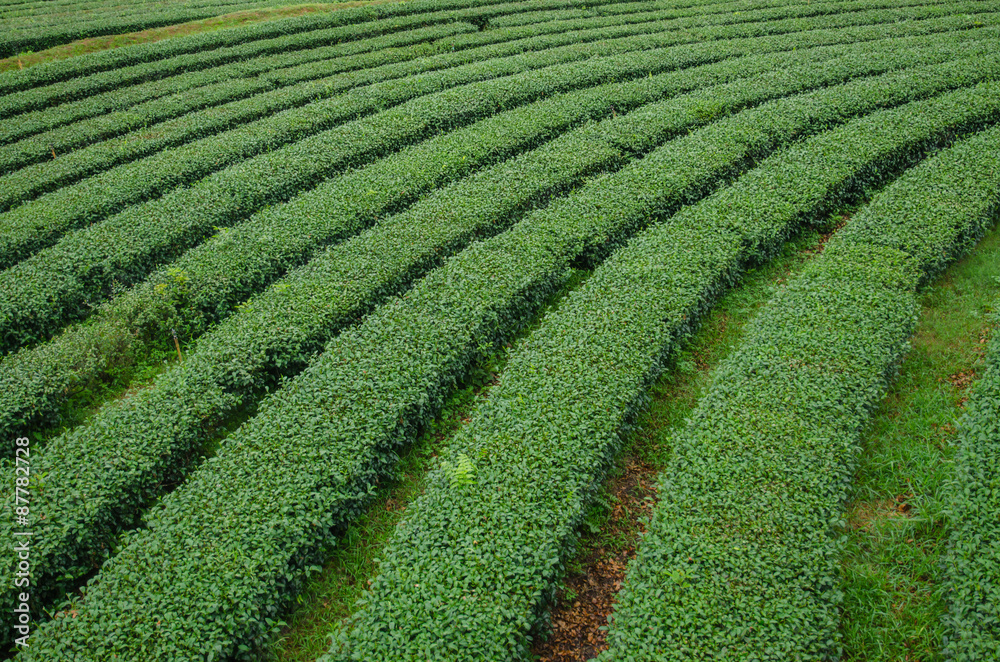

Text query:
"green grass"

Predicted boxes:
[[265, 268, 593, 662], [839, 219, 1000, 662]]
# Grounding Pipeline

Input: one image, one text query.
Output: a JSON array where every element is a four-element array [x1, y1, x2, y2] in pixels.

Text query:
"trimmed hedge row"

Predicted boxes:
[[0, 2, 366, 60], [325, 82, 1000, 662], [0, 0, 548, 94], [0, 29, 760, 350], [3, 26, 978, 454], [0, 15, 691, 207], [0, 21, 478, 153], [15, 121, 628, 662], [15, 63, 1000, 661], [0, 0, 700, 149], [0, 35, 864, 442], [0, 88, 657, 655], [6, 4, 995, 278], [941, 297, 1000, 661], [486, 0, 907, 28], [0, 0, 648, 104], [0, 0, 295, 25], [0, 0, 886, 200], [1, 0, 972, 145], [0, 11, 451, 119], [0, 0, 959, 161], [0, 0, 625, 60], [599, 121, 1000, 662], [482, 0, 796, 28]]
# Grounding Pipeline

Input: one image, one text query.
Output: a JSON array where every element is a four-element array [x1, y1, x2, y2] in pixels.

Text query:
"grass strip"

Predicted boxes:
[[928, 217, 1000, 662], [838, 229, 1000, 661]]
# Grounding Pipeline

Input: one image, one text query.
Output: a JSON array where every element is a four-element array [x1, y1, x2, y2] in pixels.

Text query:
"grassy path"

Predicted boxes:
[[840, 220, 1000, 662]]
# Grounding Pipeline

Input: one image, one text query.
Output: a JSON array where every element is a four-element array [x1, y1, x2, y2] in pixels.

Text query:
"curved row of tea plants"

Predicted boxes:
[[0, 0, 750, 144], [1, 27, 947, 445], [4, 0, 993, 277], [0, 86, 654, 650], [0, 21, 478, 158], [325, 85, 1000, 662], [21, 63, 984, 659], [0, 0, 695, 96], [0, 0, 354, 60], [13, 63, 997, 654], [0, 0, 303, 25], [2, 0, 920, 209], [941, 294, 1000, 661], [1, 0, 737, 105], [0, 54, 955, 644], [0, 11, 656, 175], [2, 31, 990, 447], [2, 0, 966, 185], [599, 121, 1000, 662], [0, 0, 614, 59], [0, 15, 719, 237], [0, 8, 468, 117], [0, 0, 961, 136], [0, 32, 752, 349]]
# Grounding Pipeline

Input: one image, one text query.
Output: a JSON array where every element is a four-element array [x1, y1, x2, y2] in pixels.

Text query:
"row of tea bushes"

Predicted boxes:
[[22, 63, 992, 662], [326, 84, 1000, 662], [0, 33, 748, 349], [941, 296, 1000, 661], [600, 121, 1000, 661], [0, 29, 891, 443]]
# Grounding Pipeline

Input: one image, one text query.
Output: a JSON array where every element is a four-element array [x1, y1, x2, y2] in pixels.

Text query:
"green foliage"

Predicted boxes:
[[0, 84, 635, 655], [3, 24, 768, 351], [0, 0, 623, 100], [18, 45, 993, 659], [324, 77, 1000, 661], [0, 22, 473, 156], [0, 0, 622, 61], [938, 269, 1000, 659], [441, 452, 478, 487], [7, 19, 987, 451], [8, 0, 831, 190], [1, 0, 999, 657], [838, 229, 1000, 662], [1, 0, 991, 208], [601, 122, 1000, 661], [0, 22, 476, 211]]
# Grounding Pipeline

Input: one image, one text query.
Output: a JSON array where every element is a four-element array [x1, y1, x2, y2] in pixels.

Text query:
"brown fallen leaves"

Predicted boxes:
[[532, 456, 658, 662]]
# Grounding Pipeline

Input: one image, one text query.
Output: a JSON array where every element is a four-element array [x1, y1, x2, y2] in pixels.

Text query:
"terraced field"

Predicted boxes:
[[1, 0, 998, 659]]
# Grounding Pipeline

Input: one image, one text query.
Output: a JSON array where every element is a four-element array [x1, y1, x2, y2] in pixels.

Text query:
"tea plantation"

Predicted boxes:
[[0, 0, 997, 659]]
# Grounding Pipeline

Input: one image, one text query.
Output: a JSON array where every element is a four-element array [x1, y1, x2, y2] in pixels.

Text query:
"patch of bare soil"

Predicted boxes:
[[532, 456, 658, 662]]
